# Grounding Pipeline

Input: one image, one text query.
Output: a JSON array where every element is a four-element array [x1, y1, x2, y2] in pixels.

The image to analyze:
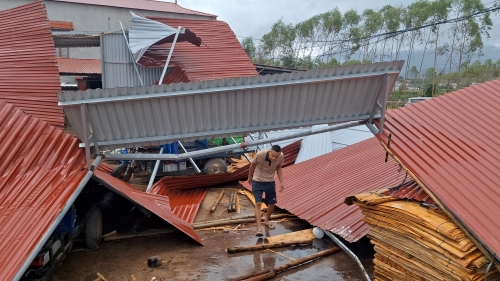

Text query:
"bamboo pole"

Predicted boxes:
[[210, 189, 225, 213], [380, 141, 497, 268], [228, 270, 272, 281], [192, 214, 291, 229], [227, 240, 313, 253]]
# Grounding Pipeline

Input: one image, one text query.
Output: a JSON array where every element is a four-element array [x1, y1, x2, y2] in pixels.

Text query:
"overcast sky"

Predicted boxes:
[[176, 0, 500, 47]]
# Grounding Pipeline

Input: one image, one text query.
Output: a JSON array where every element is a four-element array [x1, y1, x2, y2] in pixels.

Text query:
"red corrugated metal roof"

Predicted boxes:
[[375, 78, 500, 259], [0, 101, 88, 281], [51, 0, 216, 18], [149, 140, 301, 193], [155, 188, 208, 224], [92, 170, 203, 244], [160, 67, 190, 85], [0, 2, 64, 128], [140, 17, 258, 83], [56, 58, 101, 75], [49, 20, 74, 30], [241, 137, 406, 242], [382, 180, 434, 204]]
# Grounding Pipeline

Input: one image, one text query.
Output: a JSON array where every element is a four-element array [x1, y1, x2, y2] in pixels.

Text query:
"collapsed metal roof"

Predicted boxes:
[[58, 61, 404, 152], [0, 1, 64, 128], [241, 137, 406, 242], [375, 78, 500, 263]]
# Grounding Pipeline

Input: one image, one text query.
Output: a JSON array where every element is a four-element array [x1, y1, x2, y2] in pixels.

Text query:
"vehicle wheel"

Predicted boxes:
[[203, 158, 227, 175], [111, 163, 132, 182], [85, 207, 102, 249]]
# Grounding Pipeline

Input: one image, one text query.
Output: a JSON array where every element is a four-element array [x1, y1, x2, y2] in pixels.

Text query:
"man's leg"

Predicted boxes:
[[252, 182, 264, 236], [264, 203, 275, 228]]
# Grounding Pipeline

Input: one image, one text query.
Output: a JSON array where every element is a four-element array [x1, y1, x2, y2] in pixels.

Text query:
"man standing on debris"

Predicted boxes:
[[244, 144, 285, 236]]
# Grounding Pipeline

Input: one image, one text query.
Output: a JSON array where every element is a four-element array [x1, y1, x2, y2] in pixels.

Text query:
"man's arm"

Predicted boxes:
[[247, 161, 256, 185], [276, 164, 284, 192]]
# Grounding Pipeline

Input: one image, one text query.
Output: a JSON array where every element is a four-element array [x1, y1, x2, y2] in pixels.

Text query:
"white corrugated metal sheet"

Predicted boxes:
[[295, 124, 332, 163], [101, 33, 164, 88], [59, 61, 404, 151], [331, 125, 374, 151], [244, 128, 310, 150]]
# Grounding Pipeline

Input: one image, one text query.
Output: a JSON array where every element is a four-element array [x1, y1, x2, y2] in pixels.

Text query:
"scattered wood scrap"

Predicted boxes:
[[192, 214, 291, 229], [226, 240, 313, 253], [265, 229, 316, 244], [94, 272, 109, 281], [241, 189, 266, 210], [103, 228, 177, 241], [236, 193, 241, 213], [210, 189, 225, 213], [227, 191, 237, 213]]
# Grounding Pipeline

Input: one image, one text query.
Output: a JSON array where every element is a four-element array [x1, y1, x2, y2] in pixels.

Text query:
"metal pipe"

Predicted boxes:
[[158, 26, 181, 85], [178, 141, 201, 173], [103, 121, 363, 161], [146, 147, 163, 192], [247, 134, 262, 152], [231, 136, 251, 163], [264, 132, 273, 146], [323, 230, 371, 281], [14, 156, 102, 281], [119, 21, 143, 86]]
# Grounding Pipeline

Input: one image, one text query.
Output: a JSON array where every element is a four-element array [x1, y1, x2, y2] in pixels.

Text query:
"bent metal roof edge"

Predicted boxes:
[[58, 61, 404, 151]]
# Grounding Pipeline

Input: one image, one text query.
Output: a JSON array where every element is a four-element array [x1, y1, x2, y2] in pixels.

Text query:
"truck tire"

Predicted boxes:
[[203, 158, 227, 174], [111, 163, 132, 182], [85, 207, 102, 249]]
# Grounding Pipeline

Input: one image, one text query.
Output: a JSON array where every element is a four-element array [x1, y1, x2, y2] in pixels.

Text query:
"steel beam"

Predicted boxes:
[[102, 121, 363, 161]]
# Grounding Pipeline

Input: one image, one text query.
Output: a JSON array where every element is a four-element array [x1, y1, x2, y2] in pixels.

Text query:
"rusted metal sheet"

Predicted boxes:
[[140, 17, 258, 82], [382, 180, 434, 204], [92, 170, 203, 244], [56, 58, 101, 75], [0, 2, 64, 128], [49, 20, 74, 30], [241, 138, 406, 242], [51, 0, 216, 18], [376, 79, 500, 260], [0, 101, 88, 281], [148, 140, 301, 193]]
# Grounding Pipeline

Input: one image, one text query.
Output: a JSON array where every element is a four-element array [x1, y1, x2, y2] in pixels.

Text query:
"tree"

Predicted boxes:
[[241, 37, 256, 61]]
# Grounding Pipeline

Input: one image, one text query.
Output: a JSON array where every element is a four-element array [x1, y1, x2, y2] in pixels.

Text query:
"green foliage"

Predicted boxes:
[[241, 37, 256, 61]]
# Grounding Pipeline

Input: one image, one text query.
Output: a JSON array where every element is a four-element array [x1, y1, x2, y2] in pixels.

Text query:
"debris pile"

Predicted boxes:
[[348, 192, 500, 281]]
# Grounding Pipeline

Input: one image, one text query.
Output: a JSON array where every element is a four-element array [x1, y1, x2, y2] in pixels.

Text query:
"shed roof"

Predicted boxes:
[[58, 61, 403, 151], [140, 17, 258, 83], [0, 1, 63, 128], [57, 57, 101, 75], [375, 78, 500, 261], [241, 137, 406, 242], [49, 0, 216, 18]]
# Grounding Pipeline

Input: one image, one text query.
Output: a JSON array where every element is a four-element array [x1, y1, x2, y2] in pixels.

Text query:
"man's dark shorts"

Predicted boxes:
[[252, 181, 277, 205]]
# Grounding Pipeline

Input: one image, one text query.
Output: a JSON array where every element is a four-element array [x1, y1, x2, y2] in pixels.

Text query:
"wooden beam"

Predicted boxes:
[[210, 189, 225, 213], [226, 240, 313, 253]]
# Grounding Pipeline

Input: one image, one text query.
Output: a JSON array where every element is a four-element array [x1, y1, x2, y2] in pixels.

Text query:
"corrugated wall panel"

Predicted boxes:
[[0, 1, 63, 127], [59, 61, 404, 151], [376, 78, 500, 261]]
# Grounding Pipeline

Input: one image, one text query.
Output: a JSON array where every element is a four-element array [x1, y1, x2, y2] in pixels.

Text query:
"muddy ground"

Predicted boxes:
[[52, 183, 375, 281]]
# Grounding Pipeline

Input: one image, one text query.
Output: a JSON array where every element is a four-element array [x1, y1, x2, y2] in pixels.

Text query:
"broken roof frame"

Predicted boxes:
[[58, 61, 404, 166]]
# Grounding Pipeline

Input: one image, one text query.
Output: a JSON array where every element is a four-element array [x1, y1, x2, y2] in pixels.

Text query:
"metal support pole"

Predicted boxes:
[[158, 26, 181, 85], [264, 132, 273, 146], [247, 134, 262, 152], [323, 230, 371, 281], [103, 121, 363, 161], [119, 21, 143, 86], [178, 141, 201, 173], [231, 136, 251, 163], [81, 104, 92, 170], [146, 147, 163, 192]]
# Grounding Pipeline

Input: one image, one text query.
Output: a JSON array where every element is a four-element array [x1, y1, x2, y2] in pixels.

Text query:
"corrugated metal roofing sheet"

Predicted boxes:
[[375, 78, 500, 260], [330, 125, 373, 151], [56, 58, 101, 75], [148, 140, 301, 192], [59, 61, 404, 151], [382, 180, 434, 204], [49, 20, 74, 30], [50, 0, 216, 18], [0, 2, 64, 128], [0, 101, 88, 281], [160, 67, 189, 84], [295, 124, 332, 163], [151, 187, 207, 224], [241, 138, 406, 242], [92, 170, 203, 244], [140, 17, 258, 83]]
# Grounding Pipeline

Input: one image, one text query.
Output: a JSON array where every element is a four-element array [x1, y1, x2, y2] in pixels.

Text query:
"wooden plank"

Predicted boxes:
[[226, 240, 313, 253], [242, 189, 266, 210], [210, 189, 225, 213], [265, 229, 316, 244]]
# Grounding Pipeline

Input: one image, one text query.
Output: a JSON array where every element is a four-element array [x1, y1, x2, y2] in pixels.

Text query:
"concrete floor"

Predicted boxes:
[[52, 183, 374, 281]]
